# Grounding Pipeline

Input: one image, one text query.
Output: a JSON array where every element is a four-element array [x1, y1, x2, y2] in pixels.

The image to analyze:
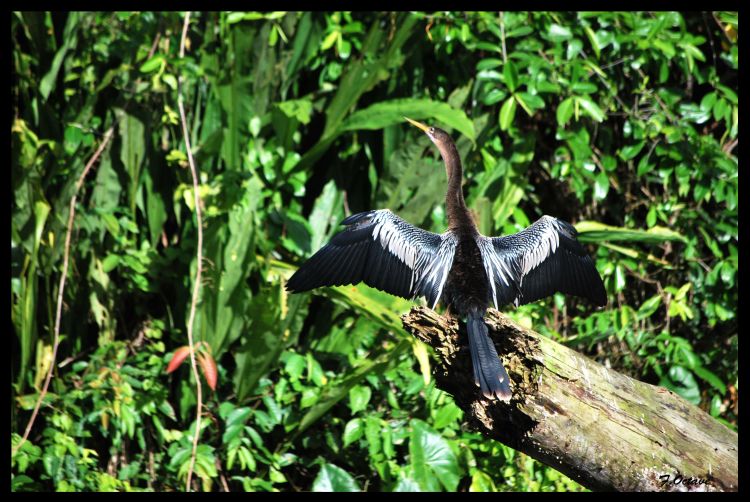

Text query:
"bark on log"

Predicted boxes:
[[401, 306, 738, 492]]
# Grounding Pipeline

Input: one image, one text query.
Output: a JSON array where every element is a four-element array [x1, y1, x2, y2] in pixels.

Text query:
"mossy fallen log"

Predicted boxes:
[[401, 306, 738, 492]]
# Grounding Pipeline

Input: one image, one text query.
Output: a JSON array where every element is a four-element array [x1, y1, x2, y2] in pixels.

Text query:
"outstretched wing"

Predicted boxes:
[[286, 209, 456, 308], [476, 215, 606, 308]]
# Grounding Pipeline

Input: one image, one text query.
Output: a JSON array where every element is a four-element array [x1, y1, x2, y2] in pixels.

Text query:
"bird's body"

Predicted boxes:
[[287, 118, 606, 401], [443, 236, 488, 315]]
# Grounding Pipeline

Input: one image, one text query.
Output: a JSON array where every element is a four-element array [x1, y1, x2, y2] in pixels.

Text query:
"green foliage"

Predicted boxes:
[[12, 11, 737, 491], [312, 463, 361, 491]]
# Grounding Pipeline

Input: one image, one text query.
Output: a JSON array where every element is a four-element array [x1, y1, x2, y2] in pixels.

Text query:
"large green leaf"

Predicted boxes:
[[600, 242, 672, 267], [90, 154, 121, 214], [575, 221, 686, 243], [663, 365, 701, 405], [282, 12, 320, 98], [15, 200, 50, 388], [324, 284, 412, 333], [312, 464, 361, 492], [142, 163, 167, 247], [342, 99, 476, 143], [409, 419, 460, 491], [393, 475, 422, 492], [308, 180, 344, 253], [39, 13, 80, 100], [216, 78, 253, 170], [115, 108, 146, 214]]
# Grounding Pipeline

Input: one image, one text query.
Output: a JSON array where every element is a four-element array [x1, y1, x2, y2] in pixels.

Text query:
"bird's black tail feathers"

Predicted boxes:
[[467, 310, 512, 401]]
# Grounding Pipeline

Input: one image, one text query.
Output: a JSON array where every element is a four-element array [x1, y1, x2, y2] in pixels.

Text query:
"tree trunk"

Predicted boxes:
[[401, 306, 738, 492]]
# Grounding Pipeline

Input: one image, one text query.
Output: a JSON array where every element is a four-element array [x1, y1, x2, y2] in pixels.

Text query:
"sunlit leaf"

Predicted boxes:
[[411, 339, 431, 385], [312, 463, 361, 492], [348, 385, 372, 414], [576, 221, 686, 243], [548, 23, 573, 42], [663, 366, 701, 404], [503, 60, 519, 92], [556, 97, 574, 127], [343, 98, 476, 143], [693, 367, 726, 395], [309, 180, 343, 252], [393, 475, 422, 492], [470, 469, 497, 492], [499, 96, 517, 131], [576, 96, 605, 122], [593, 172, 609, 200], [637, 295, 662, 319], [343, 418, 364, 447], [409, 419, 460, 491]]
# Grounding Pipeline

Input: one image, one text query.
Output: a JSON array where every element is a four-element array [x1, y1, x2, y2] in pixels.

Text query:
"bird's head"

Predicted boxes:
[[404, 116, 451, 145], [404, 117, 459, 176]]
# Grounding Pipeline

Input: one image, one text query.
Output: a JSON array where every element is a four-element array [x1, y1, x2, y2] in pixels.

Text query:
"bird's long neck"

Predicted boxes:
[[439, 140, 475, 233]]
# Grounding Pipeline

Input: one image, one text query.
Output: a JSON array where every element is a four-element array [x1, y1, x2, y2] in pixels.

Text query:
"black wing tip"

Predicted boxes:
[[285, 276, 307, 294], [574, 278, 608, 307], [285, 282, 301, 294], [585, 262, 608, 307], [592, 287, 608, 307]]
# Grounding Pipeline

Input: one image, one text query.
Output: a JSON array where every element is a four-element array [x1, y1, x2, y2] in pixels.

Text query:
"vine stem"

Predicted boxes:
[[499, 12, 507, 63], [176, 11, 205, 492], [12, 125, 115, 455]]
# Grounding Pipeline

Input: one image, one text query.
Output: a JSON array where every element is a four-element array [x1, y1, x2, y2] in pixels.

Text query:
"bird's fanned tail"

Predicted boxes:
[[467, 309, 511, 401]]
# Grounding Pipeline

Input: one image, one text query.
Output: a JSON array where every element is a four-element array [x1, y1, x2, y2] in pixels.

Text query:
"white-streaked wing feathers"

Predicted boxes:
[[477, 215, 607, 308], [286, 209, 456, 308]]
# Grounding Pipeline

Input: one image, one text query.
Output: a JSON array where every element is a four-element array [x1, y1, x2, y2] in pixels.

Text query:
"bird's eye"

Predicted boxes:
[[429, 127, 435, 134]]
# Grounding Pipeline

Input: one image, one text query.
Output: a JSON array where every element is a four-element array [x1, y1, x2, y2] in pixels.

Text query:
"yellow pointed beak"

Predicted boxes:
[[404, 116, 430, 133]]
